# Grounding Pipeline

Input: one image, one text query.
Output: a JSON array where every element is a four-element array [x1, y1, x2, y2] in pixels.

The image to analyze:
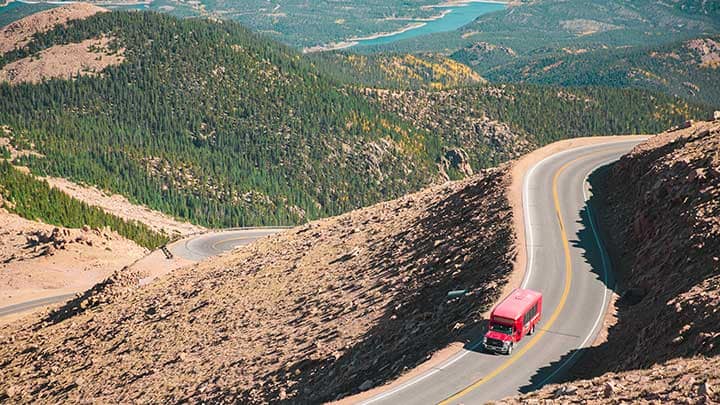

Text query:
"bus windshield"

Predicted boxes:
[[490, 323, 513, 335]]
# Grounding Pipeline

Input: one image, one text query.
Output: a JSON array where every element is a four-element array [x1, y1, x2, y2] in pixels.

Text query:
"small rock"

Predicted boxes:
[[699, 381, 714, 396], [603, 382, 616, 398], [553, 385, 577, 398], [359, 379, 373, 391], [5, 385, 18, 398], [678, 375, 695, 390]]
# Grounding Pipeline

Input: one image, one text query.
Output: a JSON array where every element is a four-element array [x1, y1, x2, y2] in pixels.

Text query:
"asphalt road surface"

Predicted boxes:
[[168, 228, 285, 261], [0, 293, 77, 318], [0, 228, 284, 317], [361, 139, 644, 404]]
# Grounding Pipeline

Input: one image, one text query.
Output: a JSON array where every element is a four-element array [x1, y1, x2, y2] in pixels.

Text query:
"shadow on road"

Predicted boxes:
[[519, 139, 720, 393]]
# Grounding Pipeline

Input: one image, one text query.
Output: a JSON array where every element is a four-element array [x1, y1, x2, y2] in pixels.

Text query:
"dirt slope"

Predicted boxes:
[[0, 3, 107, 55], [500, 120, 720, 403], [0, 167, 516, 403], [0, 209, 146, 309]]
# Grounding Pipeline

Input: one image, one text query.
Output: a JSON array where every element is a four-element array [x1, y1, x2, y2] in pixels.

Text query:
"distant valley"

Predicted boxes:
[[0, 5, 709, 229]]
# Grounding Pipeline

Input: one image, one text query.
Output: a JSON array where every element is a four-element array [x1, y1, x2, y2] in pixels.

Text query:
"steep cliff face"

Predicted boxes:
[[594, 120, 720, 370]]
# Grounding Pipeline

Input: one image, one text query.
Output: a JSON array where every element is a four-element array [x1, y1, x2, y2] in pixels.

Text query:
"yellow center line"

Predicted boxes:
[[437, 148, 625, 404], [210, 236, 256, 251]]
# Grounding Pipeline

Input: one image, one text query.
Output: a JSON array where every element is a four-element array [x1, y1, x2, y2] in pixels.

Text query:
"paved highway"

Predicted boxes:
[[0, 228, 284, 318], [361, 140, 644, 404], [168, 228, 285, 261]]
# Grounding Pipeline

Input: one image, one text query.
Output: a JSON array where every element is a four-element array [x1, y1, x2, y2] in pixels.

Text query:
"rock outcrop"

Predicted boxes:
[[363, 88, 534, 170]]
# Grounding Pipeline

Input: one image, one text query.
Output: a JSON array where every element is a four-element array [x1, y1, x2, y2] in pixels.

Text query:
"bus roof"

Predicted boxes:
[[491, 288, 542, 321]]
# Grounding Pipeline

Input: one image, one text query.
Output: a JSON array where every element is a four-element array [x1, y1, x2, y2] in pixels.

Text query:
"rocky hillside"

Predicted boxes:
[[500, 120, 720, 403], [0, 3, 106, 54], [0, 167, 516, 403], [0, 208, 146, 310]]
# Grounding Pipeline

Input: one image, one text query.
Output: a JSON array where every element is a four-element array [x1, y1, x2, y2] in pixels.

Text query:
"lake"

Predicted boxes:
[[355, 1, 505, 47]]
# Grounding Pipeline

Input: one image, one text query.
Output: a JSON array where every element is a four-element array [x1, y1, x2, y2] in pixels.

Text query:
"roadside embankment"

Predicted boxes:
[[499, 120, 720, 403], [0, 209, 146, 315]]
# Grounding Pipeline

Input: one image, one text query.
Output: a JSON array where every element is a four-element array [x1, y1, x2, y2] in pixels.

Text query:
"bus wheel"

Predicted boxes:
[[506, 343, 513, 355], [529, 325, 535, 335]]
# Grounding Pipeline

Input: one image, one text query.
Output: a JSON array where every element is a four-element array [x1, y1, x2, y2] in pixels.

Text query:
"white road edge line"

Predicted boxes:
[[359, 140, 642, 405], [532, 156, 617, 387]]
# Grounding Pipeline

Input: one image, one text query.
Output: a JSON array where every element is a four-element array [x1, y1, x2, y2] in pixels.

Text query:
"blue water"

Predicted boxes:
[[0, 1, 58, 26], [107, 3, 149, 11], [355, 2, 505, 47]]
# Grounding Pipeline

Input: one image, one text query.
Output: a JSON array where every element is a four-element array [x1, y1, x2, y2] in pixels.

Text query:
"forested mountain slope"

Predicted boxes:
[[368, 0, 720, 56], [0, 162, 167, 249], [0, 9, 710, 228], [309, 52, 486, 90], [0, 11, 451, 227], [478, 36, 720, 108], [362, 0, 720, 107]]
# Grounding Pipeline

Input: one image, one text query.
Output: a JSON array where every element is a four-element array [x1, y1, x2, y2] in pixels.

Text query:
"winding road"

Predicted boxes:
[[0, 139, 643, 403], [168, 228, 286, 261], [361, 139, 644, 404]]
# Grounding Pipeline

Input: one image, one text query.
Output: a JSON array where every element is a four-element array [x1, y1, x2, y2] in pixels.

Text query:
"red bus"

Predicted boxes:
[[483, 288, 542, 355]]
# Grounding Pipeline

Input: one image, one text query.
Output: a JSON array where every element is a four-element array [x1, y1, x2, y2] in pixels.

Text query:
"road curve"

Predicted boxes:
[[361, 139, 644, 404], [0, 229, 284, 318], [168, 228, 285, 261]]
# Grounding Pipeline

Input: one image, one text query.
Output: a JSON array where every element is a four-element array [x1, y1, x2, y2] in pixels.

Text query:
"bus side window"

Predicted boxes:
[[524, 304, 538, 325]]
